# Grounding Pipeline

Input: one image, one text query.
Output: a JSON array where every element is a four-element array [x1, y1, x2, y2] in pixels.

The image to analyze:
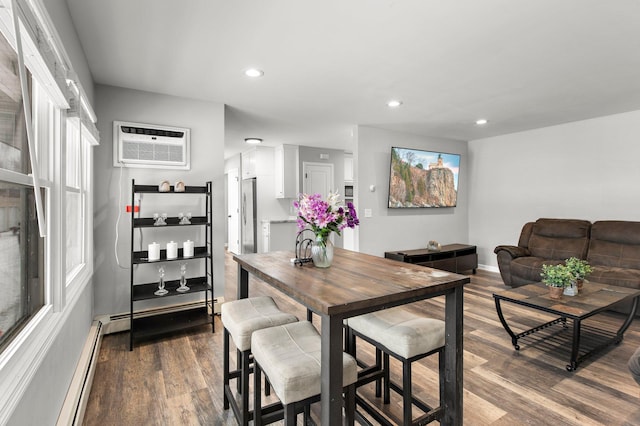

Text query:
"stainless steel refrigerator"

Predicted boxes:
[[241, 178, 257, 253]]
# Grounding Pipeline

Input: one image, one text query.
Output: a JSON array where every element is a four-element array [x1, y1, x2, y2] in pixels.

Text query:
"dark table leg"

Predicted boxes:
[[494, 297, 521, 350], [442, 285, 463, 426], [237, 264, 249, 299], [321, 314, 347, 425], [567, 319, 582, 371]]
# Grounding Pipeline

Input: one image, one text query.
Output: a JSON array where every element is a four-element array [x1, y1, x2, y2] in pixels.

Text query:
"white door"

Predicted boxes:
[[227, 168, 240, 254], [302, 162, 334, 197]]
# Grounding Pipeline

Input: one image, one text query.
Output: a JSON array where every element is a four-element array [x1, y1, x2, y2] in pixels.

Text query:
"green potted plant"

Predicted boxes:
[[541, 263, 573, 299], [565, 257, 592, 291]]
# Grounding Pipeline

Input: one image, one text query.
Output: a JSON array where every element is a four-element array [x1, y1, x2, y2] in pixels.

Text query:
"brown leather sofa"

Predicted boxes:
[[494, 218, 640, 290]]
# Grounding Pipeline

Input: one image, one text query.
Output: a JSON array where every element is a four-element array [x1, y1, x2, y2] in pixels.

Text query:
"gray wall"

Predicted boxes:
[[93, 84, 225, 316], [468, 109, 640, 270], [356, 126, 469, 256]]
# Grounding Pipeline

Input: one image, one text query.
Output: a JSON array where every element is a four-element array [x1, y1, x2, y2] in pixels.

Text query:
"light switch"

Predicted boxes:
[[364, 209, 372, 218]]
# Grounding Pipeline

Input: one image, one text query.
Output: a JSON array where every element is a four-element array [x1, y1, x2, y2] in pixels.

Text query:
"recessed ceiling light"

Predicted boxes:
[[387, 100, 403, 108], [475, 119, 489, 125], [244, 68, 264, 78], [245, 138, 263, 144]]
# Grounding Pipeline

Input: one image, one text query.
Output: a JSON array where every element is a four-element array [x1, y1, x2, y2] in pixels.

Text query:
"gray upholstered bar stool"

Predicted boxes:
[[251, 321, 358, 426], [222, 296, 298, 426], [346, 307, 446, 425]]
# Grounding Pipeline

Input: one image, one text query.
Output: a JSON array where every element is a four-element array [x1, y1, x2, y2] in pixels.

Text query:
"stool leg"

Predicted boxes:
[[284, 402, 297, 426], [403, 358, 412, 425], [223, 328, 230, 410], [344, 383, 356, 426], [375, 347, 382, 397], [383, 352, 391, 404], [438, 348, 445, 410], [240, 350, 250, 426], [236, 348, 242, 394], [254, 362, 262, 426]]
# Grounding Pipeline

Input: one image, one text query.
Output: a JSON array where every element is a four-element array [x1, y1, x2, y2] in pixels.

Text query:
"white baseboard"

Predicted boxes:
[[56, 320, 102, 426], [478, 264, 500, 273]]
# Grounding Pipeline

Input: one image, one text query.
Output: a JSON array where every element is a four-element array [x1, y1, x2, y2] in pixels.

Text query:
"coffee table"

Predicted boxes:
[[494, 282, 640, 371]]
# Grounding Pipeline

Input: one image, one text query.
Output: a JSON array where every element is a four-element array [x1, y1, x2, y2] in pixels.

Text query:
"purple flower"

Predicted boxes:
[[294, 192, 360, 241]]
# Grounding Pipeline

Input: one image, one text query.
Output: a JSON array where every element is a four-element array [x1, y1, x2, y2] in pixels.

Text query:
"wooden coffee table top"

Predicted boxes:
[[494, 282, 640, 319]]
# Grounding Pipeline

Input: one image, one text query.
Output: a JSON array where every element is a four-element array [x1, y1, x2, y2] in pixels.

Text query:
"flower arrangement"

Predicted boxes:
[[294, 192, 359, 242]]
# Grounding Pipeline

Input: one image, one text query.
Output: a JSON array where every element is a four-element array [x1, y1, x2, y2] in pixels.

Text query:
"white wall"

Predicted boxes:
[[356, 126, 469, 257], [468, 109, 640, 270], [93, 84, 225, 316]]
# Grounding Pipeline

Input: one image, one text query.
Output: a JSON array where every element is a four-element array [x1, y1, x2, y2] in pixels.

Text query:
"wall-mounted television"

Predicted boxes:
[[388, 147, 460, 208]]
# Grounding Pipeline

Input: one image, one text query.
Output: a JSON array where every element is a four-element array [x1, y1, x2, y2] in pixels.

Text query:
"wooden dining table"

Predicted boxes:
[[233, 248, 469, 425]]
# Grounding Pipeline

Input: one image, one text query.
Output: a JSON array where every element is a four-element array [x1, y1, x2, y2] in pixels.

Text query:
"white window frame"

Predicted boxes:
[[0, 1, 98, 422]]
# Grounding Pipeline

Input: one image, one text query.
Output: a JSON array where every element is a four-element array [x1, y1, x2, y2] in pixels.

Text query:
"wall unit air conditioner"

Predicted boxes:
[[113, 121, 191, 170]]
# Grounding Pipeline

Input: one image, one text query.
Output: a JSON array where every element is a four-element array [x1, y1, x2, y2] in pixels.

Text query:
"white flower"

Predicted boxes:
[[326, 191, 341, 210]]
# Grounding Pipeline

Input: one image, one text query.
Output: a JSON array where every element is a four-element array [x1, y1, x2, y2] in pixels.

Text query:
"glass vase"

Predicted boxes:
[[311, 237, 334, 268]]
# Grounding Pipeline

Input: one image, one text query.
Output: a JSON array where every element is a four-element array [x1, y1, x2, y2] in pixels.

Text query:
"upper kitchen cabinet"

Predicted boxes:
[[344, 152, 354, 183], [275, 144, 299, 198], [241, 146, 272, 179]]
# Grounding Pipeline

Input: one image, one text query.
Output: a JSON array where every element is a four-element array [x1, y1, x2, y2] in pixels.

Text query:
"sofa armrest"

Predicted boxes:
[[494, 245, 530, 259]]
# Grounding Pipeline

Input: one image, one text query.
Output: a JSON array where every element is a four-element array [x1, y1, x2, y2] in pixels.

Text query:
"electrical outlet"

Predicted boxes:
[[364, 209, 372, 218]]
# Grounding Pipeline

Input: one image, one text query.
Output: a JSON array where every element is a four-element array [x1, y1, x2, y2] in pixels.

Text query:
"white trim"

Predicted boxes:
[[56, 320, 102, 426], [13, 0, 46, 237], [478, 264, 499, 274]]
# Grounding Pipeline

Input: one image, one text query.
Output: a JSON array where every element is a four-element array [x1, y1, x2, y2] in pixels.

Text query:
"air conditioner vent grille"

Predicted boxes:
[[122, 141, 184, 163], [121, 126, 185, 138], [114, 121, 190, 170]]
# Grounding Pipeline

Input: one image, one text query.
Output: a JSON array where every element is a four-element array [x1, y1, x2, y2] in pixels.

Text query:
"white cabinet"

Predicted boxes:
[[275, 144, 299, 198], [241, 148, 257, 179], [344, 153, 354, 183]]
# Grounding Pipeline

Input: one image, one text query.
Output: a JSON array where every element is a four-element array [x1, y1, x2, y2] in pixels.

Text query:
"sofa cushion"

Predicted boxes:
[[527, 218, 591, 260], [588, 266, 640, 290], [588, 221, 640, 270], [510, 257, 565, 283]]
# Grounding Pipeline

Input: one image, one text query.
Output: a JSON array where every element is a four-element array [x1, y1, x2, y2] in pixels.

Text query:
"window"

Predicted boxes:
[[0, 29, 43, 351], [65, 118, 88, 280]]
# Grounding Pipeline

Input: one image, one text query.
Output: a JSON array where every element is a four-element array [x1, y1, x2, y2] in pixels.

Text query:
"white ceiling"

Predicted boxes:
[[65, 0, 640, 158]]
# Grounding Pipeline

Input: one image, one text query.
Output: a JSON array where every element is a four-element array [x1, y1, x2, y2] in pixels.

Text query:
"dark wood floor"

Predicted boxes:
[[83, 252, 640, 425]]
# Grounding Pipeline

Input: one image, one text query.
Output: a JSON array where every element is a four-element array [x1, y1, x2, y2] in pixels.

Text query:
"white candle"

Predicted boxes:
[[148, 242, 160, 261], [183, 240, 194, 258], [166, 241, 178, 259]]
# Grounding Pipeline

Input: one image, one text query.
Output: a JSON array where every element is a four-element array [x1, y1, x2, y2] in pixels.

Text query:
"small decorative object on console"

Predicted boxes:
[[427, 240, 441, 251], [159, 180, 171, 192], [175, 180, 186, 192]]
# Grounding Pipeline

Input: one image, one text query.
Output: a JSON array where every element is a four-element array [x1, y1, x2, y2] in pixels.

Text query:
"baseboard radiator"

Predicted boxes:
[[56, 320, 103, 426], [56, 298, 223, 425]]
